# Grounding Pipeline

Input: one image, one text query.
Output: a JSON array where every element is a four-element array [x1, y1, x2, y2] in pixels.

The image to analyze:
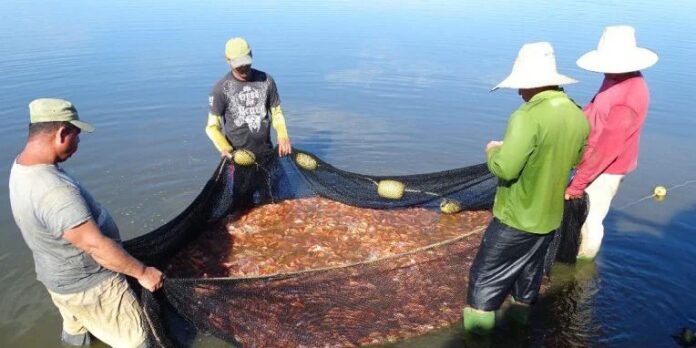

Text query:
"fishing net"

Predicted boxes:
[[544, 196, 589, 275], [122, 147, 508, 347]]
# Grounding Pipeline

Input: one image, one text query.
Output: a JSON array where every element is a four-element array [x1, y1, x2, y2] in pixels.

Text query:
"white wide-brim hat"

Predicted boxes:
[[493, 41, 577, 91], [577, 25, 658, 73]]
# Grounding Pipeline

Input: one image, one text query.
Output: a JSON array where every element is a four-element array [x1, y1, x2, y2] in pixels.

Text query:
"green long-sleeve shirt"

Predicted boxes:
[[487, 90, 589, 234]]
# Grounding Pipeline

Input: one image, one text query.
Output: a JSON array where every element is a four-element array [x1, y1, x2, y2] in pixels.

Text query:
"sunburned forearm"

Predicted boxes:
[[63, 219, 145, 277], [86, 235, 146, 278], [63, 219, 163, 291]]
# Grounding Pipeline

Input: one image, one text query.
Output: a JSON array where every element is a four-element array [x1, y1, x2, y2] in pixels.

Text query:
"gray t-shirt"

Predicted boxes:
[[208, 69, 281, 155], [8, 161, 119, 294]]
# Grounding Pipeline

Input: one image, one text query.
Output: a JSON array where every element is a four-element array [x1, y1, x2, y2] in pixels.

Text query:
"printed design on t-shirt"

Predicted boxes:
[[224, 83, 267, 133]]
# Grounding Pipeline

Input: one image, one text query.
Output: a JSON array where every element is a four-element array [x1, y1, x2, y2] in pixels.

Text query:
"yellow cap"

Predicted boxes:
[[225, 37, 252, 68]]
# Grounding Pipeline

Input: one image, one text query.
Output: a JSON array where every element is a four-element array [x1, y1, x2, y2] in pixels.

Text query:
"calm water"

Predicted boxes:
[[1, 0, 695, 347]]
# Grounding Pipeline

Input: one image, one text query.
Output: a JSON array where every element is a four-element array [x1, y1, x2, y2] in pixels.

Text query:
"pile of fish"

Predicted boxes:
[[167, 197, 491, 278], [164, 197, 494, 347]]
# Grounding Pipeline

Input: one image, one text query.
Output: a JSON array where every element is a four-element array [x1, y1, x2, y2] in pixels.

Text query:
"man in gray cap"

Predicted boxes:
[[8, 98, 163, 347]]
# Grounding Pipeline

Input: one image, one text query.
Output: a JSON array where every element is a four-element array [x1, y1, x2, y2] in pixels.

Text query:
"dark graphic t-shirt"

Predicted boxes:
[[208, 69, 281, 154]]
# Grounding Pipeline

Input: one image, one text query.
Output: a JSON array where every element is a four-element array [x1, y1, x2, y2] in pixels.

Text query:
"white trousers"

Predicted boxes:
[[577, 173, 624, 259]]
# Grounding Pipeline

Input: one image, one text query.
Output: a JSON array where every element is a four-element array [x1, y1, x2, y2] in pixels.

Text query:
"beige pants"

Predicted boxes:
[[577, 173, 624, 259], [48, 274, 148, 348]]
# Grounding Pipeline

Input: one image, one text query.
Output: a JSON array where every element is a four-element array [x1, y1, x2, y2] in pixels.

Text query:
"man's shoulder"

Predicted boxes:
[[524, 92, 581, 113], [512, 99, 545, 119], [212, 72, 232, 87], [621, 74, 648, 90], [519, 99, 544, 113], [598, 76, 648, 104], [250, 69, 271, 82], [10, 164, 79, 200], [618, 76, 649, 107], [11, 163, 63, 188], [9, 164, 87, 235]]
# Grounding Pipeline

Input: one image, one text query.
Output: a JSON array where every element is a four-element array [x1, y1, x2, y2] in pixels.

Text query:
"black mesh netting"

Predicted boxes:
[[122, 148, 580, 347], [543, 195, 589, 275]]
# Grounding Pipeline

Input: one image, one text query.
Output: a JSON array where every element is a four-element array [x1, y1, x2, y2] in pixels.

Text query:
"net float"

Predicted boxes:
[[377, 180, 405, 200], [233, 149, 256, 166], [295, 152, 318, 171], [440, 199, 462, 214]]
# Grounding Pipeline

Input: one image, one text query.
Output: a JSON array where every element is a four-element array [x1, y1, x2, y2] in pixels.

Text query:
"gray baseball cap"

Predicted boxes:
[[29, 98, 94, 132]]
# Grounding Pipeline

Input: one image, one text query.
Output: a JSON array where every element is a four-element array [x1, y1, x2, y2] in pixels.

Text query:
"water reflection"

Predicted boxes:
[[533, 262, 601, 348]]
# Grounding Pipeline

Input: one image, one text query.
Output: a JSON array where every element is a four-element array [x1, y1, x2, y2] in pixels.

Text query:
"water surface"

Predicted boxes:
[[1, 1, 695, 346]]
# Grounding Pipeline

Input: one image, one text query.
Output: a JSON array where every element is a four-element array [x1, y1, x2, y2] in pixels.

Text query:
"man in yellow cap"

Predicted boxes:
[[206, 37, 292, 208], [9, 98, 163, 347]]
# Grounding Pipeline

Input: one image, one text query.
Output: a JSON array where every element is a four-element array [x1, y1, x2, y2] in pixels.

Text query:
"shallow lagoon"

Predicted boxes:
[[1, 1, 695, 346]]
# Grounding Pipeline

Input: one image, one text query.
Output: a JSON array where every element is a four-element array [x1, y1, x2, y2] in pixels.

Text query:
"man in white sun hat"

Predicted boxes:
[[463, 42, 589, 336], [565, 25, 658, 260]]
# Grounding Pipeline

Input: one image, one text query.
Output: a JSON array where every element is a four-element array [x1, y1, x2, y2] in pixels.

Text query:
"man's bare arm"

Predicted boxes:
[[63, 219, 163, 292]]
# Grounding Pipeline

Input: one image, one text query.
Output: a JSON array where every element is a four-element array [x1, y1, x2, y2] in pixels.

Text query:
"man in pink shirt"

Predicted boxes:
[[566, 25, 659, 259]]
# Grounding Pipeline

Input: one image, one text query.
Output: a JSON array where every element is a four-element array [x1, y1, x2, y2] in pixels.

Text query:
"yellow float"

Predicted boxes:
[[233, 149, 256, 166], [653, 185, 667, 197], [295, 153, 318, 171], [440, 199, 462, 214], [377, 180, 405, 200]]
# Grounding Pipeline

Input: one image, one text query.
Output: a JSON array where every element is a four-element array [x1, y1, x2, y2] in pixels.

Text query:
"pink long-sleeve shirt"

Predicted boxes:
[[566, 73, 650, 196]]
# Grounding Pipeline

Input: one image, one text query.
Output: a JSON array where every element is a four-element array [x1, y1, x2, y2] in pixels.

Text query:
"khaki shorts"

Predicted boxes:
[[48, 274, 148, 348]]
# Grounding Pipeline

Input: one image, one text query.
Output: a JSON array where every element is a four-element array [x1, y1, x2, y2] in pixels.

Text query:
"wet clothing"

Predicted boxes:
[[568, 73, 650, 259], [208, 69, 281, 155], [468, 90, 589, 312], [566, 73, 649, 196], [49, 274, 149, 348], [208, 69, 289, 210], [231, 153, 275, 210], [9, 160, 150, 347], [8, 161, 119, 294], [486, 90, 590, 234], [577, 173, 623, 259], [467, 218, 554, 310]]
